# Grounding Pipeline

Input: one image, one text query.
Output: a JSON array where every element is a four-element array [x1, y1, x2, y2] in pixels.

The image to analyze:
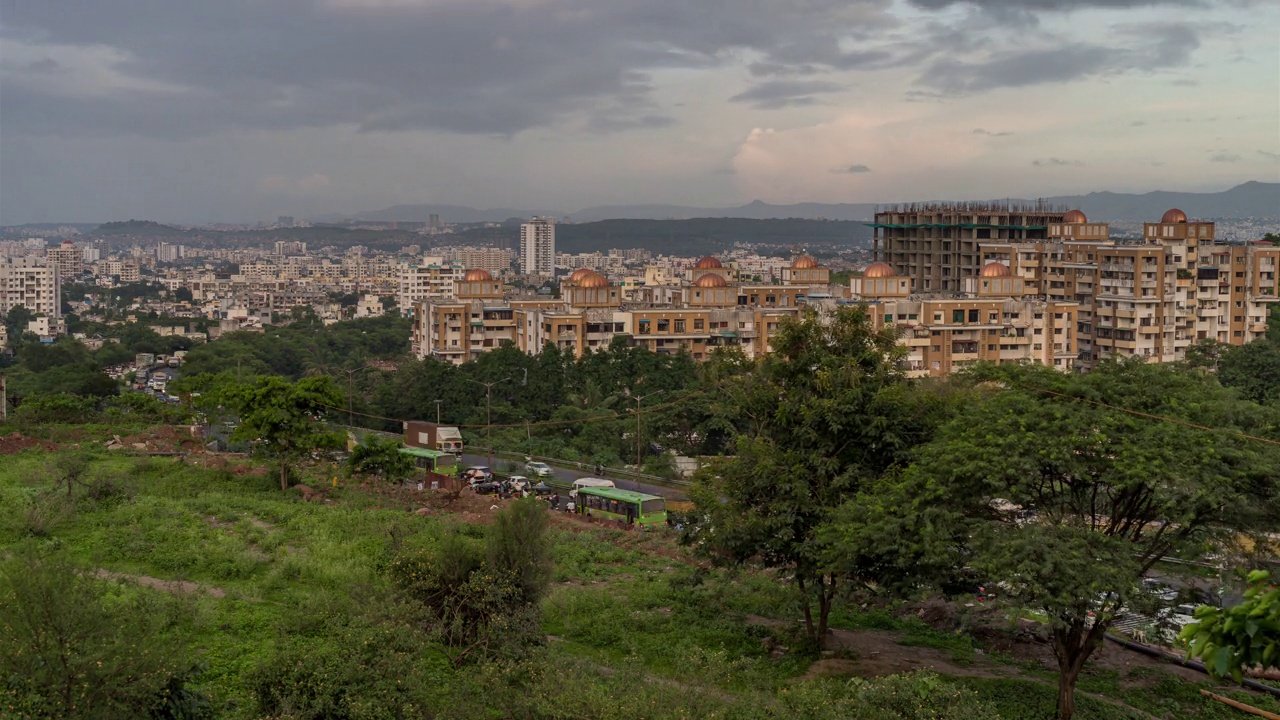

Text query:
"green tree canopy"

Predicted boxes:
[[890, 361, 1280, 720], [1181, 570, 1279, 681], [215, 375, 344, 490]]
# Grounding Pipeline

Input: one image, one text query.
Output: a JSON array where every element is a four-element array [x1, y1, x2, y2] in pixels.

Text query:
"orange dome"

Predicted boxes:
[[463, 268, 493, 281], [577, 272, 609, 288], [1161, 208, 1187, 223], [792, 255, 819, 269], [980, 262, 1011, 277], [1063, 209, 1087, 224], [694, 256, 723, 269], [568, 268, 594, 282], [694, 273, 728, 288], [862, 262, 896, 278]]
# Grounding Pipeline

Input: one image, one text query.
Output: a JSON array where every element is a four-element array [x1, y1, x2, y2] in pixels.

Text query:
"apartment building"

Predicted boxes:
[[0, 256, 61, 319], [444, 247, 515, 274], [413, 257, 825, 364], [872, 202, 1065, 292], [519, 217, 555, 277], [398, 257, 464, 311], [46, 240, 84, 280], [850, 261, 1078, 377]]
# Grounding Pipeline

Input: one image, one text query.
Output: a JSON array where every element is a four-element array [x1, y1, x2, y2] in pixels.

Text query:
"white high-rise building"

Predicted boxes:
[[0, 257, 61, 319], [520, 217, 555, 277]]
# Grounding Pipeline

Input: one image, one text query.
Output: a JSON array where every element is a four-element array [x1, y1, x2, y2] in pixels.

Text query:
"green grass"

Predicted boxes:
[[4, 441, 1279, 720]]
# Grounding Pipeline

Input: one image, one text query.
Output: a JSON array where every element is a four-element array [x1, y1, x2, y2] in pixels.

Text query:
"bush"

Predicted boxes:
[[11, 392, 98, 424], [0, 548, 212, 719]]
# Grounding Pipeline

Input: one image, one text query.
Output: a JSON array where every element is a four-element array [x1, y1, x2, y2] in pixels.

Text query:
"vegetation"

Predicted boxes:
[[1182, 570, 1280, 680]]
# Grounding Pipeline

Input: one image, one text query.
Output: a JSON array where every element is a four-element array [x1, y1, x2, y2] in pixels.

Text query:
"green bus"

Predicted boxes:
[[398, 446, 461, 477], [575, 487, 667, 527]]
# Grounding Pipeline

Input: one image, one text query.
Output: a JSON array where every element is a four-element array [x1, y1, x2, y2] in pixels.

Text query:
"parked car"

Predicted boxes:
[[471, 481, 503, 495], [462, 466, 493, 484], [524, 461, 554, 478]]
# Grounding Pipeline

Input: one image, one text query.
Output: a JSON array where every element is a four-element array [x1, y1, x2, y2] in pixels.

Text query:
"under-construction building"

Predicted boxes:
[[871, 201, 1067, 292]]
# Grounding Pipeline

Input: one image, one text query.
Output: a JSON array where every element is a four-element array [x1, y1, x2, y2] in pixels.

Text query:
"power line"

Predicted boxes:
[[1018, 384, 1280, 448]]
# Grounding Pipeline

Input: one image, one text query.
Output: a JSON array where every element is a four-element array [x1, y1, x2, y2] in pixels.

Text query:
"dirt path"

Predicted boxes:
[[94, 569, 227, 598]]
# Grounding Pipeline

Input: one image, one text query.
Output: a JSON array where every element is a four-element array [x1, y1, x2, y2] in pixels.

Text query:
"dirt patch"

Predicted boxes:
[[825, 628, 1018, 680], [0, 432, 58, 455], [95, 569, 227, 599], [114, 425, 205, 454]]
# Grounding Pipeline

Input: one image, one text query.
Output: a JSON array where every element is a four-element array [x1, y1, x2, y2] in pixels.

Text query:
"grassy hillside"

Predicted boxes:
[[2, 430, 1277, 719]]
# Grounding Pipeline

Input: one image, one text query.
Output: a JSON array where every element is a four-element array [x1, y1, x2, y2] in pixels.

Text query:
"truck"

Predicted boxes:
[[135, 353, 155, 369], [403, 421, 464, 453]]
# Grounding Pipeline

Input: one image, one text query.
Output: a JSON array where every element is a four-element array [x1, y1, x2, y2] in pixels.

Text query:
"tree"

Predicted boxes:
[[347, 434, 415, 483], [900, 361, 1280, 720], [1218, 339, 1280, 405], [173, 286, 193, 303], [218, 375, 344, 490], [688, 306, 940, 645], [0, 549, 210, 719], [1181, 570, 1279, 681]]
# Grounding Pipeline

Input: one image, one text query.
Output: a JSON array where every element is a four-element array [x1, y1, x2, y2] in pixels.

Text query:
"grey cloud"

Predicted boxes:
[[833, 164, 873, 173], [1033, 158, 1084, 167], [908, 0, 1204, 11], [0, 0, 892, 139], [729, 80, 845, 109], [1209, 152, 1241, 162], [1171, 78, 1200, 86], [1260, 150, 1280, 161], [973, 128, 1014, 136], [918, 22, 1200, 94]]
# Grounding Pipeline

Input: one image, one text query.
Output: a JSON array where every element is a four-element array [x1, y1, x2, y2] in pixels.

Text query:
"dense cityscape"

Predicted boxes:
[[3, 0, 1280, 715]]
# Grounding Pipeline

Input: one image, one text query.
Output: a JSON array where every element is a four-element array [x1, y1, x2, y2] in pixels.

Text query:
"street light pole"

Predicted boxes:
[[467, 378, 512, 468], [341, 365, 377, 428], [633, 390, 664, 469], [435, 399, 443, 425]]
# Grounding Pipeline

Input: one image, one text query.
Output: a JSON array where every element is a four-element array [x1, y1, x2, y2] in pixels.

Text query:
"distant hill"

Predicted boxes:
[[1044, 181, 1279, 221], [553, 218, 870, 255], [347, 182, 1277, 224], [93, 220, 190, 236]]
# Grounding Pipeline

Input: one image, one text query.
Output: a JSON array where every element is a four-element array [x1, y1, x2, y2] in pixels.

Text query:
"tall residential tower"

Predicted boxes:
[[519, 217, 556, 277]]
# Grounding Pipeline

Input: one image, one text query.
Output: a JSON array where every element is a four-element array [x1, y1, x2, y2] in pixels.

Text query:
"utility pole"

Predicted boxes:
[[435, 399, 443, 425], [0, 375, 6, 422], [341, 365, 377, 427], [633, 390, 664, 469], [467, 378, 511, 468]]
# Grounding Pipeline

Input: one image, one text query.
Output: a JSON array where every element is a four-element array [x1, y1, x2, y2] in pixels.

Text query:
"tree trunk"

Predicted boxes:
[[817, 574, 836, 639], [1052, 618, 1108, 720], [280, 463, 288, 492], [797, 575, 816, 642], [1057, 670, 1077, 720]]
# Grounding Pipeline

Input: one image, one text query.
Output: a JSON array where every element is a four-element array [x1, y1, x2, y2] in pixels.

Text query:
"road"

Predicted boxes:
[[459, 453, 687, 500]]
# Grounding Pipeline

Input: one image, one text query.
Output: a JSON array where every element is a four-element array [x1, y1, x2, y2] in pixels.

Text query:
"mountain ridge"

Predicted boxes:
[[345, 181, 1279, 224]]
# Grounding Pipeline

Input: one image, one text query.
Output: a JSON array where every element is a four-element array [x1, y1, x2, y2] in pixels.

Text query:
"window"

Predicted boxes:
[[674, 319, 685, 333], [657, 319, 670, 332], [952, 309, 965, 323], [934, 313, 943, 322], [989, 312, 998, 322], [968, 309, 979, 322], [638, 321, 651, 334], [884, 314, 893, 322], [693, 319, 704, 330]]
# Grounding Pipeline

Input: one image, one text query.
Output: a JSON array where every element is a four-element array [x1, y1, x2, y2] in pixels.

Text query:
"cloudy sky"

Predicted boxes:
[[1, 0, 1277, 224]]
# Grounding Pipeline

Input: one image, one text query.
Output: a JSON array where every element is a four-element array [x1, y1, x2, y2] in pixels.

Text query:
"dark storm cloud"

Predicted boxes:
[[0, 0, 893, 138], [918, 22, 1200, 94], [729, 80, 846, 108]]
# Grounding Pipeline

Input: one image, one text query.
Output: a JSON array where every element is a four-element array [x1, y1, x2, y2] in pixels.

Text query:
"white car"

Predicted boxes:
[[524, 461, 554, 478]]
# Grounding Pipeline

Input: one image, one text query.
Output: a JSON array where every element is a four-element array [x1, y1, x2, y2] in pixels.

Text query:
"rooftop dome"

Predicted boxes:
[[694, 256, 723, 269], [980, 261, 1011, 277], [463, 268, 493, 281], [568, 268, 594, 282], [792, 255, 819, 269], [1063, 209, 1087, 224], [577, 272, 609, 288], [1161, 208, 1188, 223], [694, 273, 728, 288], [862, 262, 896, 278]]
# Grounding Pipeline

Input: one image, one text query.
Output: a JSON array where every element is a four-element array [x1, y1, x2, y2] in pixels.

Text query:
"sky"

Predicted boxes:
[[1, 0, 1277, 224]]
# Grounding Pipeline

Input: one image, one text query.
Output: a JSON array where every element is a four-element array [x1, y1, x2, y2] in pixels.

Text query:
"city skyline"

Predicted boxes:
[[1, 0, 1277, 225]]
